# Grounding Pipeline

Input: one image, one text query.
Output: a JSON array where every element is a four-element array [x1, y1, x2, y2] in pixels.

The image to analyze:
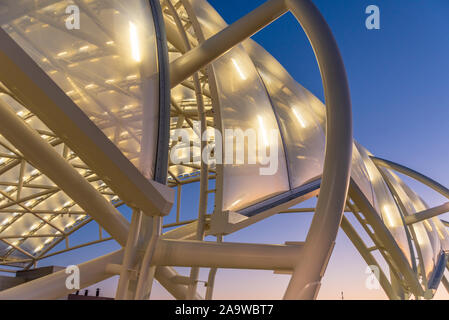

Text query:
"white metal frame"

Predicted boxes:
[[0, 0, 446, 301]]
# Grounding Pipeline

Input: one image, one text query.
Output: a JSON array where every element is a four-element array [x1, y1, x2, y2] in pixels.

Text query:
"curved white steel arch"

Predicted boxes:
[[0, 0, 446, 301]]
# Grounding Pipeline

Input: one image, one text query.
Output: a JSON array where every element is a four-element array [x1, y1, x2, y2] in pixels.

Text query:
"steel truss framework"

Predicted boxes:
[[0, 0, 447, 300]]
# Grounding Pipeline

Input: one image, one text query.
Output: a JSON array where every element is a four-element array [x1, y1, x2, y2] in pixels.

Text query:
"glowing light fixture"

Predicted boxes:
[[126, 74, 138, 81], [382, 205, 396, 228], [292, 108, 307, 128], [423, 220, 433, 232], [65, 221, 75, 228], [1, 218, 11, 226], [231, 58, 247, 80], [230, 199, 241, 209], [129, 21, 141, 62], [257, 115, 269, 147], [30, 223, 39, 231], [66, 77, 88, 103], [414, 227, 428, 246], [436, 225, 445, 240]]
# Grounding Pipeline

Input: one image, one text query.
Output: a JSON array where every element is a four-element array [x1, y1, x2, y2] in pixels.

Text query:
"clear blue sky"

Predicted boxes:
[[33, 0, 449, 299]]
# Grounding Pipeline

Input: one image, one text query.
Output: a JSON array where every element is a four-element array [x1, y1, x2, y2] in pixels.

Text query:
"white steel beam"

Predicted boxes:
[[0, 29, 174, 216], [153, 239, 303, 270], [172, 0, 353, 300], [0, 98, 130, 245], [372, 157, 449, 200], [405, 202, 449, 225], [0, 103, 197, 298], [169, 0, 287, 87]]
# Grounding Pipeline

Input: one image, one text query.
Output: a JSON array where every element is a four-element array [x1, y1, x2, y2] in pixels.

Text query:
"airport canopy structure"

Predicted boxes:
[[0, 0, 447, 300]]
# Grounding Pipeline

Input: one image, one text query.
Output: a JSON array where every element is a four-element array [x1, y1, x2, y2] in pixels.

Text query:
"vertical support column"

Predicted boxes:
[[205, 235, 223, 300], [186, 72, 209, 300], [167, 0, 210, 300], [124, 0, 171, 300], [115, 210, 142, 300], [134, 216, 162, 299]]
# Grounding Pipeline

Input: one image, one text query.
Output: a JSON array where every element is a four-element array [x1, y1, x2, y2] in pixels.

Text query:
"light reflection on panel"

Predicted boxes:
[[244, 40, 325, 189], [431, 218, 449, 250], [380, 169, 435, 281], [1, 0, 160, 180], [188, 0, 289, 212], [399, 179, 449, 260], [356, 143, 413, 265]]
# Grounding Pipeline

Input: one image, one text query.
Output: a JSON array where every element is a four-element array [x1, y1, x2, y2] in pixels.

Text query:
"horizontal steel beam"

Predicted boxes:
[[405, 202, 449, 225], [279, 208, 352, 214], [152, 239, 303, 270]]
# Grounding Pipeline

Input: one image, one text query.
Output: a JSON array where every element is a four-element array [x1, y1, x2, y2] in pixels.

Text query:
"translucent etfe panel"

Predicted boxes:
[[1, 0, 159, 179], [399, 181, 449, 262], [244, 40, 325, 189], [302, 87, 326, 128], [356, 143, 413, 265], [431, 218, 449, 251], [381, 169, 435, 281], [351, 142, 375, 206], [187, 0, 289, 212]]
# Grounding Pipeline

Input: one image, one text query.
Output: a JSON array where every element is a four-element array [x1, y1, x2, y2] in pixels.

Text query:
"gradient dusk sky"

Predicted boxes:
[[27, 0, 449, 300]]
